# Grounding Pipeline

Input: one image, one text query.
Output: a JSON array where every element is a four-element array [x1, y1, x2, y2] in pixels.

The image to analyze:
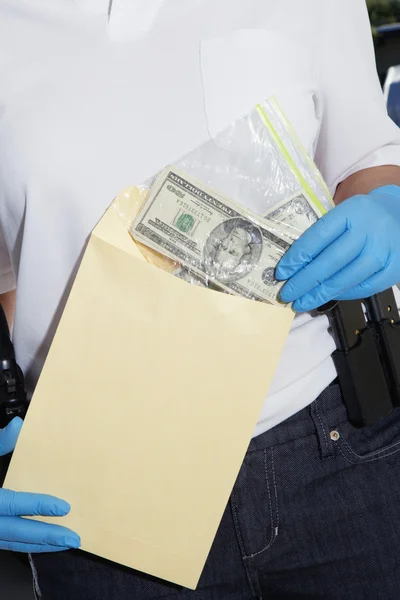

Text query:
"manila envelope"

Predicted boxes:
[[5, 186, 294, 589]]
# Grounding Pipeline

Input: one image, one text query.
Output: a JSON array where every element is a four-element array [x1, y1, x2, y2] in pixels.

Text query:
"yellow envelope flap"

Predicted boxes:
[[92, 187, 148, 260]]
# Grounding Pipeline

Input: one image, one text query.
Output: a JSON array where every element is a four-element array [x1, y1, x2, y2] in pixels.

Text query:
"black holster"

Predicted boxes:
[[0, 304, 28, 484], [0, 305, 28, 428], [319, 288, 400, 427]]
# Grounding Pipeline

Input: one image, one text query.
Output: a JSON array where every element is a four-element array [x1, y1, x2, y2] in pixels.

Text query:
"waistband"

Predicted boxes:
[[248, 382, 347, 452]]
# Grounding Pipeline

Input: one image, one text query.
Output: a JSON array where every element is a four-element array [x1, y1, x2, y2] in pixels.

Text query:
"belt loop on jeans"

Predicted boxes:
[[309, 396, 335, 459]]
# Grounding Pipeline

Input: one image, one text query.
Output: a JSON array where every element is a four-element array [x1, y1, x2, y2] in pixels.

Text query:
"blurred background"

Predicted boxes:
[[1, 2, 400, 599], [369, 0, 400, 123]]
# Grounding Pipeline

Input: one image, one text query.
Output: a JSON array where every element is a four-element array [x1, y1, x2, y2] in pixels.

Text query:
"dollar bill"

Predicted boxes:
[[173, 266, 207, 288], [130, 168, 291, 305], [264, 192, 322, 241]]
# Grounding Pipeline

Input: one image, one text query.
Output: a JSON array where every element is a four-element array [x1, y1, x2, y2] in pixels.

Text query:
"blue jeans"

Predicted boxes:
[[31, 384, 400, 599]]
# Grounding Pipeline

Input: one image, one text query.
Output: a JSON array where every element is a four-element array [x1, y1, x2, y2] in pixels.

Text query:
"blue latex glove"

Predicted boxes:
[[276, 185, 400, 312], [0, 418, 80, 553]]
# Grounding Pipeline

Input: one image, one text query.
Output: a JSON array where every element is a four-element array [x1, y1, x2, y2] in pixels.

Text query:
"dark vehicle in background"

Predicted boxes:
[[374, 23, 400, 84], [384, 65, 400, 126], [373, 24, 400, 124]]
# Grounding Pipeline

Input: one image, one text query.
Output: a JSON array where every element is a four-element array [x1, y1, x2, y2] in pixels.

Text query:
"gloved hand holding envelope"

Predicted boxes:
[[4, 99, 333, 589]]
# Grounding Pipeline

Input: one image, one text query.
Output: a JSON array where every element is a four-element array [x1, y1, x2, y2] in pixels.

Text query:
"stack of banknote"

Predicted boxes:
[[130, 168, 322, 305]]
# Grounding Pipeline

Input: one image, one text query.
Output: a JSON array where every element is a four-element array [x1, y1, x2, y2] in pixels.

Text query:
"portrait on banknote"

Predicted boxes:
[[203, 218, 263, 283]]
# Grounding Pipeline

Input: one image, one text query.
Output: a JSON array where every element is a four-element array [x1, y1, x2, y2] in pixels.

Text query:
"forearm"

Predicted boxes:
[[0, 290, 16, 329], [334, 165, 400, 205]]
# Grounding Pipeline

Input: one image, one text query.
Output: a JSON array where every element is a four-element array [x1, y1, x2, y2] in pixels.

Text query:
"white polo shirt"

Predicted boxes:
[[1, 0, 400, 436]]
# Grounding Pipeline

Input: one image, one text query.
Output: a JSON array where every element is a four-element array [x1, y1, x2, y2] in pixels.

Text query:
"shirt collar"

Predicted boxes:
[[74, 0, 165, 39], [72, 0, 111, 16], [109, 0, 165, 38]]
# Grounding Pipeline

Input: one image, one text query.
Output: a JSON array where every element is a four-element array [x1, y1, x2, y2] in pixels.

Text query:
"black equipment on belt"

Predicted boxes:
[[0, 303, 28, 484], [0, 304, 28, 429], [318, 288, 400, 427]]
